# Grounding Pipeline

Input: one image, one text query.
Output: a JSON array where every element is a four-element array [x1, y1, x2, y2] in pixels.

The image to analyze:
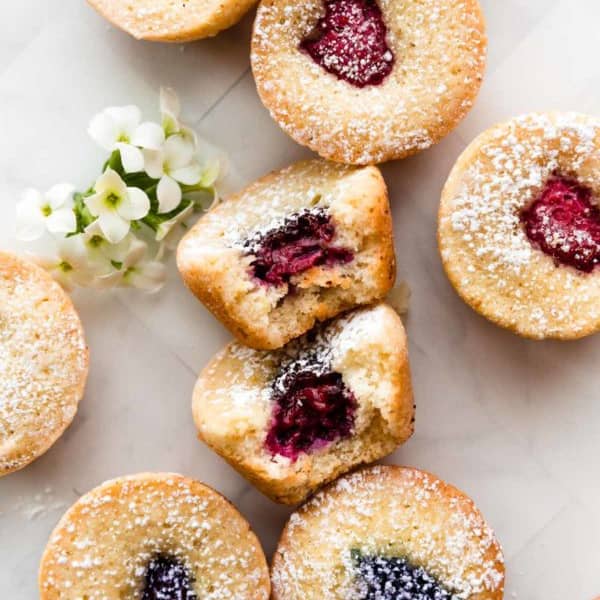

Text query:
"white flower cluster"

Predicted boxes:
[[16, 88, 220, 292]]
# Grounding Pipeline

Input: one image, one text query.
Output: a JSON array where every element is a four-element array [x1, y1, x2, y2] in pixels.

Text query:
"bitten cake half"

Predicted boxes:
[[192, 303, 414, 505], [177, 160, 395, 349]]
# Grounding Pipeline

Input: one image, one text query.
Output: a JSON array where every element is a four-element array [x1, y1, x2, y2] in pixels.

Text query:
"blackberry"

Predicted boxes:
[[142, 555, 197, 600], [353, 551, 453, 600]]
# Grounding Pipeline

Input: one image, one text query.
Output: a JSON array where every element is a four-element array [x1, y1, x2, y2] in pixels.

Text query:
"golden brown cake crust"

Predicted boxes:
[[39, 473, 271, 599], [0, 252, 88, 477], [439, 112, 600, 340], [251, 0, 486, 165], [192, 304, 414, 505], [87, 0, 257, 42], [272, 465, 505, 599], [177, 160, 396, 350]]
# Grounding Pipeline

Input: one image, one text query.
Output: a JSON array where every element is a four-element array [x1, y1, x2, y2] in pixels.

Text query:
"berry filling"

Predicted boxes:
[[246, 210, 353, 287], [300, 0, 395, 88], [353, 551, 452, 600], [142, 555, 196, 600], [265, 369, 357, 461], [521, 175, 600, 272]]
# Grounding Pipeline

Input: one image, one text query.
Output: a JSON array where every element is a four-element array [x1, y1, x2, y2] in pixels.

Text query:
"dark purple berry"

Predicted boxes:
[[245, 210, 353, 287], [142, 555, 196, 600], [521, 174, 600, 272], [300, 0, 395, 88], [265, 369, 357, 461], [354, 552, 452, 600]]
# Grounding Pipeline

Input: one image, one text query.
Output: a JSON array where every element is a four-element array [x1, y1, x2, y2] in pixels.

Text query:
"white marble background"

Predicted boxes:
[[1, 1, 599, 598]]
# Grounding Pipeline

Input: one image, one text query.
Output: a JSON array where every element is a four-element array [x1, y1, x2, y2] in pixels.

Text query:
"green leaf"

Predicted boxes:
[[106, 149, 124, 174], [141, 198, 193, 232], [72, 192, 96, 234]]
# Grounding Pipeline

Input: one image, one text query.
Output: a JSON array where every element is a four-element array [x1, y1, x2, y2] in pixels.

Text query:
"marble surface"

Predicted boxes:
[[1, 1, 599, 598]]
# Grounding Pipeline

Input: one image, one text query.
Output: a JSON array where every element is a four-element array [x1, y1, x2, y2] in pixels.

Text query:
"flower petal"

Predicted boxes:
[[94, 270, 124, 289], [88, 111, 119, 151], [98, 210, 130, 244], [105, 105, 142, 136], [199, 158, 221, 187], [156, 203, 194, 242], [180, 126, 198, 149], [164, 134, 194, 170], [127, 261, 166, 293], [84, 192, 104, 217], [143, 149, 165, 179], [157, 175, 182, 213], [120, 187, 150, 220], [46, 207, 77, 234], [160, 87, 180, 120], [160, 88, 181, 136], [46, 183, 75, 209], [94, 168, 127, 196], [16, 205, 45, 241], [20, 188, 44, 211], [171, 162, 203, 186], [117, 143, 145, 174], [122, 237, 148, 269], [57, 235, 88, 267], [131, 122, 165, 150]]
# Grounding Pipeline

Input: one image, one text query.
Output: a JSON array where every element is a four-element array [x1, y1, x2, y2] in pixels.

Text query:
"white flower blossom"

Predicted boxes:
[[18, 88, 221, 294], [143, 135, 203, 213], [100, 237, 166, 292], [84, 168, 150, 244], [155, 202, 194, 256], [16, 184, 76, 241], [160, 87, 197, 146], [88, 105, 165, 173], [35, 235, 105, 289]]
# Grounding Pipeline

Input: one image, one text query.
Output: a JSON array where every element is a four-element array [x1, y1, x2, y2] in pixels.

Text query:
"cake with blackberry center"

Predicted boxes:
[[39, 473, 271, 599], [271, 466, 505, 599]]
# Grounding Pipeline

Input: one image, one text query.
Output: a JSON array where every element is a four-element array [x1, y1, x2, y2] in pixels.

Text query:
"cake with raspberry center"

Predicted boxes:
[[246, 209, 354, 287], [439, 112, 600, 339], [300, 0, 394, 88], [178, 160, 395, 350], [265, 365, 358, 460], [252, 0, 487, 164], [521, 175, 600, 273], [192, 304, 414, 504]]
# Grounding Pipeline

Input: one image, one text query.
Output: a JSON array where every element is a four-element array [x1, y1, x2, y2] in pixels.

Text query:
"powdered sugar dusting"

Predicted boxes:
[[272, 466, 504, 599], [252, 0, 486, 163], [196, 304, 409, 468], [40, 474, 269, 599], [0, 254, 87, 475], [90, 0, 254, 40], [439, 112, 600, 338]]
